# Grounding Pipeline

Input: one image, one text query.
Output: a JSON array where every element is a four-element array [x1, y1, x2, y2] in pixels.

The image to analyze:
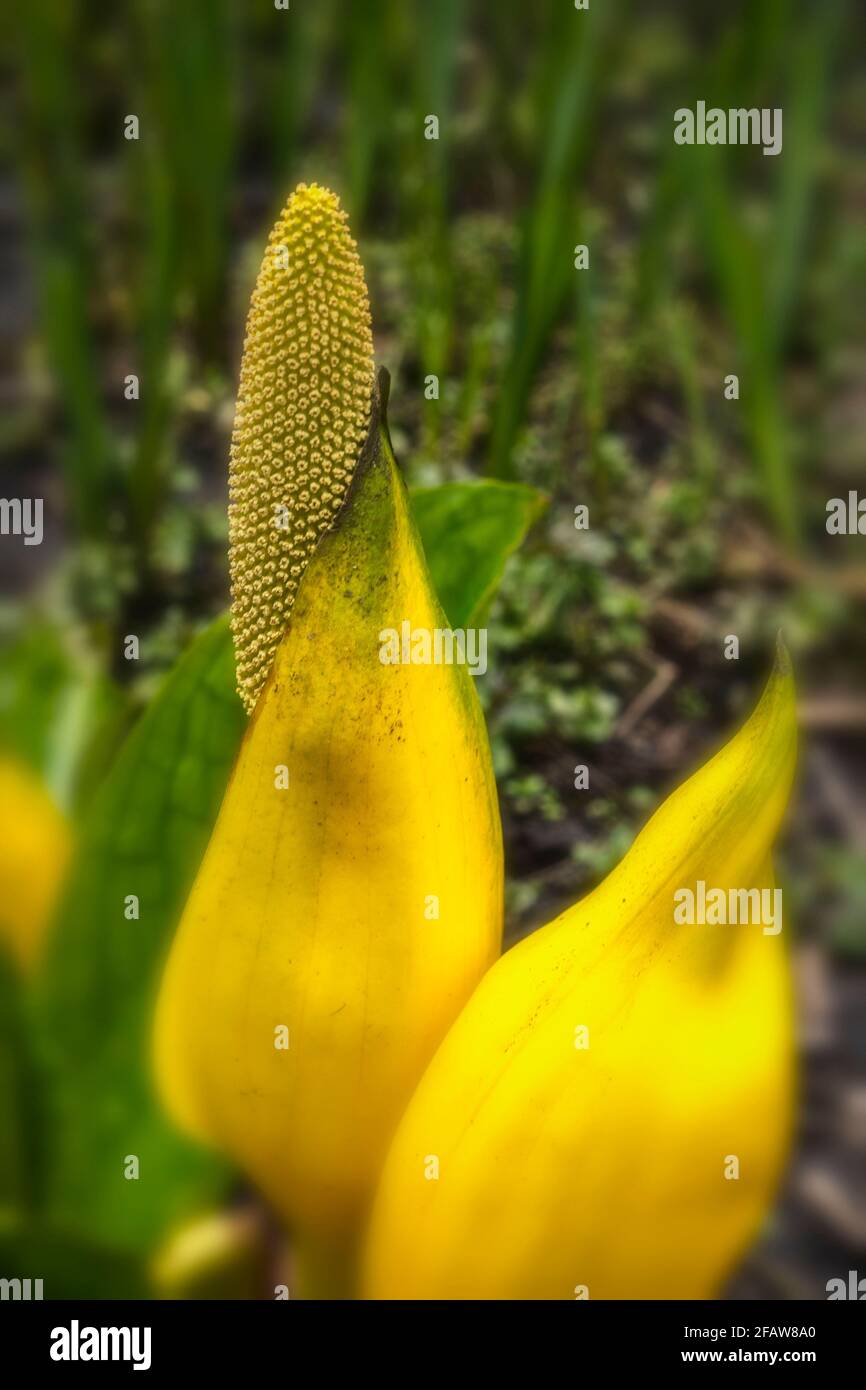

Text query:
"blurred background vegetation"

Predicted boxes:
[[1, 0, 864, 1297]]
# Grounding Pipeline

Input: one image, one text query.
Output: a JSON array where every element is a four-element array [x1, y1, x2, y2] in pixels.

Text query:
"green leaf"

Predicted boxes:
[[0, 1214, 149, 1299], [411, 480, 547, 627], [33, 614, 246, 1255], [0, 950, 45, 1211], [0, 619, 125, 813]]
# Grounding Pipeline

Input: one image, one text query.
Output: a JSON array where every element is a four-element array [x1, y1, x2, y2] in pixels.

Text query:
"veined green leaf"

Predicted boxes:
[[33, 614, 244, 1253], [411, 481, 546, 627]]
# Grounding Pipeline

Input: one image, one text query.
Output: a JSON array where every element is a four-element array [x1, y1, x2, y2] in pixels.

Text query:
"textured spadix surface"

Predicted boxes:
[[229, 183, 374, 713], [364, 649, 797, 1300]]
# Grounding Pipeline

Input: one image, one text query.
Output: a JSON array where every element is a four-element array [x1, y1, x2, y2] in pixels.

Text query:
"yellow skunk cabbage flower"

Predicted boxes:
[[229, 182, 375, 713], [154, 184, 503, 1295], [364, 646, 797, 1300], [0, 754, 71, 972]]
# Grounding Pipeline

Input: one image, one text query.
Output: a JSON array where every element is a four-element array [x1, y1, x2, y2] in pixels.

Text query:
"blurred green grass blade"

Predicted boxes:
[[688, 147, 799, 543], [402, 0, 466, 439], [270, 0, 334, 180], [343, 0, 392, 224], [632, 0, 792, 335], [36, 255, 113, 536], [766, 0, 845, 358], [746, 366, 795, 540], [33, 615, 245, 1255], [137, 0, 236, 357], [667, 0, 843, 545], [488, 0, 624, 478], [414, 0, 464, 208], [127, 139, 180, 547], [690, 145, 766, 352], [411, 480, 547, 627], [17, 0, 112, 536], [727, 0, 792, 95], [663, 303, 716, 492], [572, 208, 608, 503], [632, 147, 684, 330]]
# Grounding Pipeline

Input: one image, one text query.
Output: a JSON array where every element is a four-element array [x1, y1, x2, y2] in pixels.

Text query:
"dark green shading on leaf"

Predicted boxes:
[[0, 950, 46, 1211], [0, 1215, 150, 1299]]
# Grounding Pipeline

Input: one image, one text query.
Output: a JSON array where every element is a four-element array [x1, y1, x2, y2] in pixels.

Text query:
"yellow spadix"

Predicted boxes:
[[229, 182, 374, 714]]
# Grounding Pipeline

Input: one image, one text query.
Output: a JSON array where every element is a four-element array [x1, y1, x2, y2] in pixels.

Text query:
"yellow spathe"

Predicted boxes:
[[0, 755, 71, 973], [155, 399, 503, 1286], [363, 646, 797, 1300]]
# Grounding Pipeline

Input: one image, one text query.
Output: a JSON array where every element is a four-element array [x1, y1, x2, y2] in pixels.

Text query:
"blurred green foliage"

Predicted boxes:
[[33, 615, 241, 1255], [7, 0, 855, 567], [1, 0, 863, 1297]]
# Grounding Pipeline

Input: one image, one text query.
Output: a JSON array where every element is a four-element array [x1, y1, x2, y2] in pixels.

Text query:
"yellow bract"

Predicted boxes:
[[363, 647, 797, 1299], [0, 755, 71, 973], [156, 392, 503, 1291], [229, 183, 374, 714]]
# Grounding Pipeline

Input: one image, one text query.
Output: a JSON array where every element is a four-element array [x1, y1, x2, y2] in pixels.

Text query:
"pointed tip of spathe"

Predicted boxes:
[[752, 630, 795, 730], [759, 632, 795, 720]]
